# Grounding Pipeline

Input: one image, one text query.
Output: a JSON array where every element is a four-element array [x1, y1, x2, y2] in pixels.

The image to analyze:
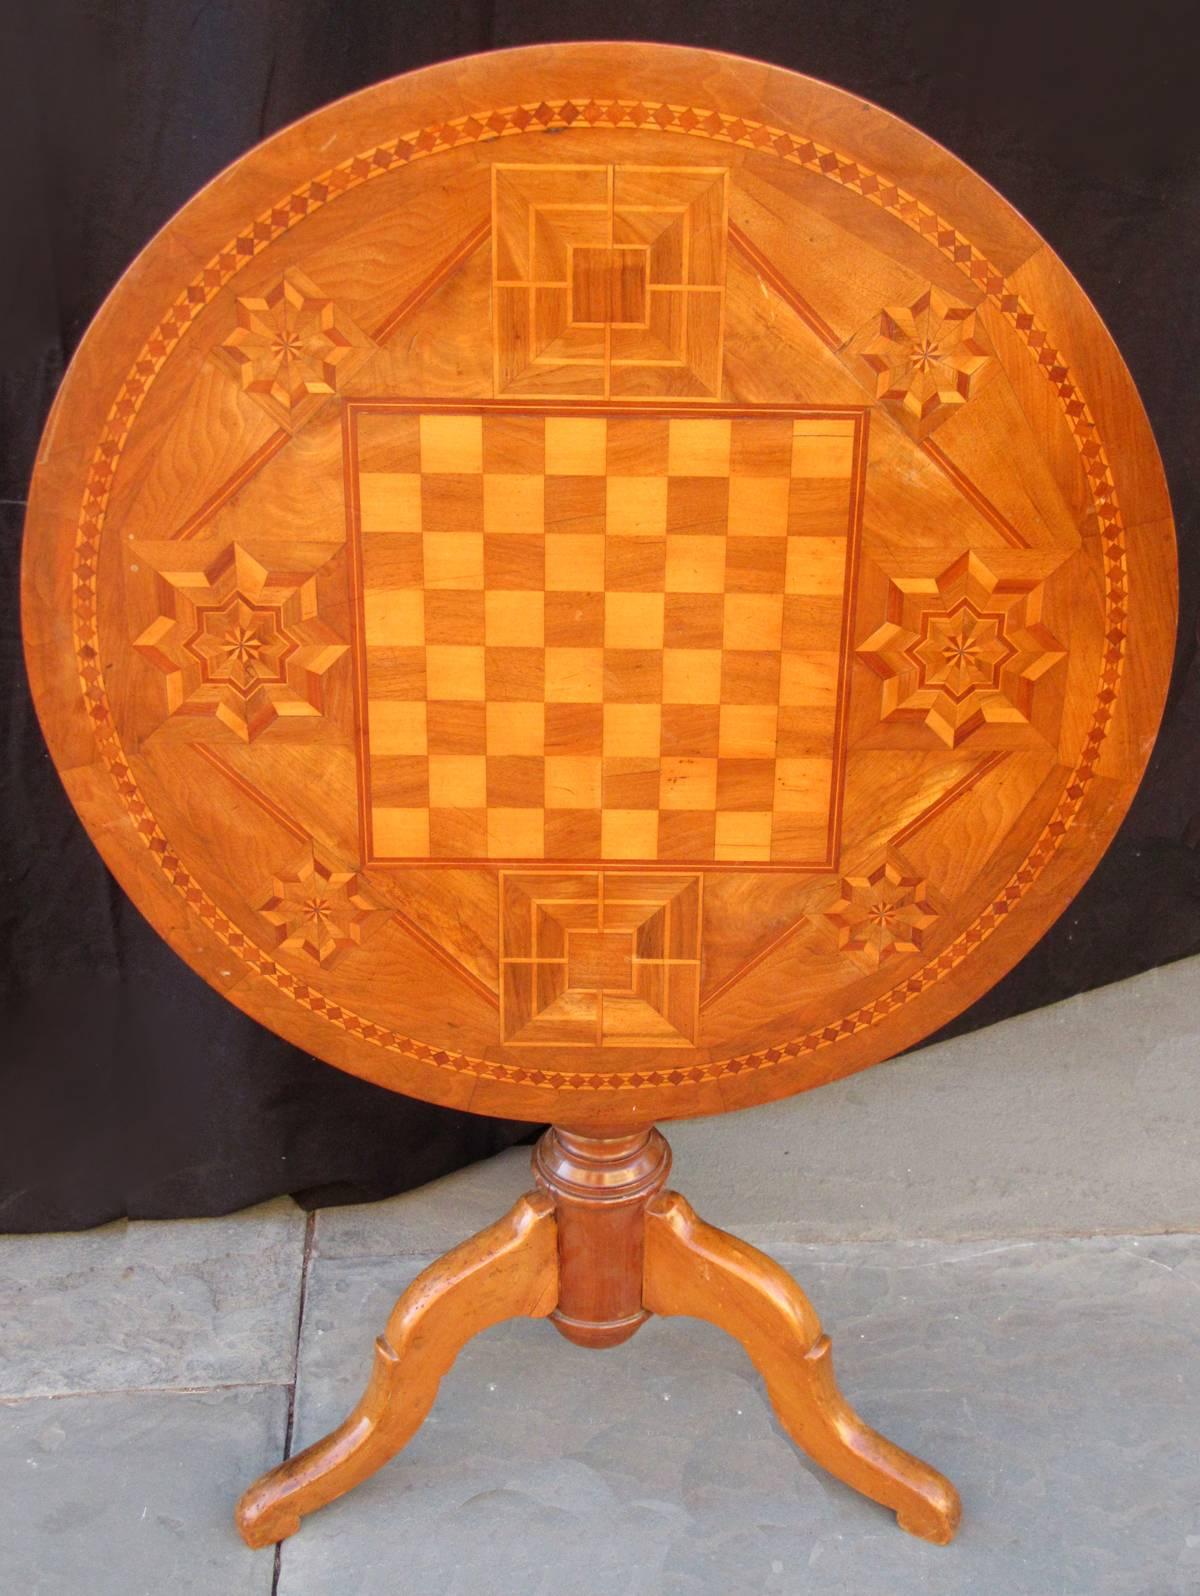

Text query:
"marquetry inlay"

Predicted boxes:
[[133, 542, 349, 742], [349, 403, 864, 866], [856, 551, 1065, 748], [841, 286, 995, 442], [24, 45, 1173, 1122], [499, 870, 701, 1047], [492, 163, 728, 399], [213, 267, 377, 430]]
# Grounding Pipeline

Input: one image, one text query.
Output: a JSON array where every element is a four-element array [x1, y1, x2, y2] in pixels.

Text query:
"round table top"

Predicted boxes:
[[23, 43, 1176, 1127]]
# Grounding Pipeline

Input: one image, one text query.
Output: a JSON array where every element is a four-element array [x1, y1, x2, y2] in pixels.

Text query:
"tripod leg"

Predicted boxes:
[[236, 1191, 557, 1548], [643, 1192, 960, 1544]]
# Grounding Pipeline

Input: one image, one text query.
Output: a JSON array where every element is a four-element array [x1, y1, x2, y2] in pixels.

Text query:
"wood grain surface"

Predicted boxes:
[[21, 43, 1176, 1126], [236, 1189, 557, 1547], [644, 1190, 961, 1543]]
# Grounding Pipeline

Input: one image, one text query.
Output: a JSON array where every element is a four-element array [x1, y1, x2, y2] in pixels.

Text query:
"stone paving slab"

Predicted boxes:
[[0, 1385, 286, 1596], [315, 955, 1200, 1258], [276, 1232, 1200, 1596], [315, 1145, 534, 1259], [0, 1198, 305, 1397], [667, 956, 1200, 1245]]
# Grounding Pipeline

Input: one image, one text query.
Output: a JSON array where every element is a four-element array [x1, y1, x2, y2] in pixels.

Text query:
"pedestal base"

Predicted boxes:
[[236, 1125, 961, 1549]]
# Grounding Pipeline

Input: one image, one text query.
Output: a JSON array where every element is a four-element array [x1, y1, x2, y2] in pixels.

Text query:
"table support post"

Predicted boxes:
[[532, 1124, 671, 1348]]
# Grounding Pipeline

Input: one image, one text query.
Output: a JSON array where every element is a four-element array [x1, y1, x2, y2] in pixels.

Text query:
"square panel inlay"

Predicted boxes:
[[499, 870, 701, 1047], [492, 163, 728, 399]]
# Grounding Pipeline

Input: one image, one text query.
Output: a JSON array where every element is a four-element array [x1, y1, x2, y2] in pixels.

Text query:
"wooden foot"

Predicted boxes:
[[643, 1192, 961, 1545], [234, 1191, 557, 1549]]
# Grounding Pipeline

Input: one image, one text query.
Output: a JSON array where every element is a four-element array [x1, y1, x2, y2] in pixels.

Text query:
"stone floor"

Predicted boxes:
[[3, 958, 1198, 1595]]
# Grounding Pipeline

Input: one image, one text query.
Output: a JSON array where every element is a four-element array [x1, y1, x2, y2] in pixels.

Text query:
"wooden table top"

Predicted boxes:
[[22, 44, 1176, 1127]]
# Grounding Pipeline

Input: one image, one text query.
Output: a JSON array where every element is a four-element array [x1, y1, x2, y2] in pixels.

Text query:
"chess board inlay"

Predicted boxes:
[[348, 402, 867, 867]]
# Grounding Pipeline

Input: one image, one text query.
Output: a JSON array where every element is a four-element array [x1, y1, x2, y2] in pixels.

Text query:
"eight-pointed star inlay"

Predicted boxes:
[[258, 847, 389, 966], [134, 542, 349, 742], [186, 593, 297, 690], [824, 854, 939, 970], [842, 285, 994, 439], [856, 550, 1065, 747], [213, 267, 376, 429]]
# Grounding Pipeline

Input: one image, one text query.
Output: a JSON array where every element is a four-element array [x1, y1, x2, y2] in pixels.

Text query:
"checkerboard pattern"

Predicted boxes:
[[352, 407, 861, 864]]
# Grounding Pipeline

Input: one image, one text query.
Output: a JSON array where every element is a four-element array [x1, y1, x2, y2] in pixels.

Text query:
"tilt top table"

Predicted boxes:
[[22, 43, 1175, 1552]]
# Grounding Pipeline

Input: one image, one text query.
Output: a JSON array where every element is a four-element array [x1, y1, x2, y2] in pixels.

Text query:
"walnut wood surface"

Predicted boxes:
[[533, 1124, 671, 1346], [22, 43, 1176, 1125]]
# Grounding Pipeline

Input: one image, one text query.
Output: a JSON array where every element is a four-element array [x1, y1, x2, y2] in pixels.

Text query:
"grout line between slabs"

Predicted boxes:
[[273, 1209, 317, 1596]]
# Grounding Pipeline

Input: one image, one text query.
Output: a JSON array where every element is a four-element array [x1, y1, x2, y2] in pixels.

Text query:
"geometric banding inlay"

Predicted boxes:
[[499, 870, 701, 1046], [856, 550, 1065, 748], [134, 543, 349, 742]]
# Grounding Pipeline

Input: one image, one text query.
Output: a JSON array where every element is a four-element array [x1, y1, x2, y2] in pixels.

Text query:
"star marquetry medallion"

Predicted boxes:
[[841, 286, 995, 441], [133, 542, 349, 742], [213, 267, 377, 430], [857, 551, 1066, 747]]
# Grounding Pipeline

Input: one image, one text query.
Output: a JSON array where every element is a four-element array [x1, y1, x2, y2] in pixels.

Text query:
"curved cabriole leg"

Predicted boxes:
[[643, 1192, 961, 1545], [235, 1192, 558, 1548]]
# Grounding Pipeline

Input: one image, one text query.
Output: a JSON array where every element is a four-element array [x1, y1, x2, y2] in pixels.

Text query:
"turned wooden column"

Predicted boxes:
[[532, 1125, 671, 1348]]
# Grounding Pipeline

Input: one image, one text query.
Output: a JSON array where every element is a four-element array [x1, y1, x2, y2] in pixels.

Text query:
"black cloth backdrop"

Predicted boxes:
[[2, 1, 1197, 1231]]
